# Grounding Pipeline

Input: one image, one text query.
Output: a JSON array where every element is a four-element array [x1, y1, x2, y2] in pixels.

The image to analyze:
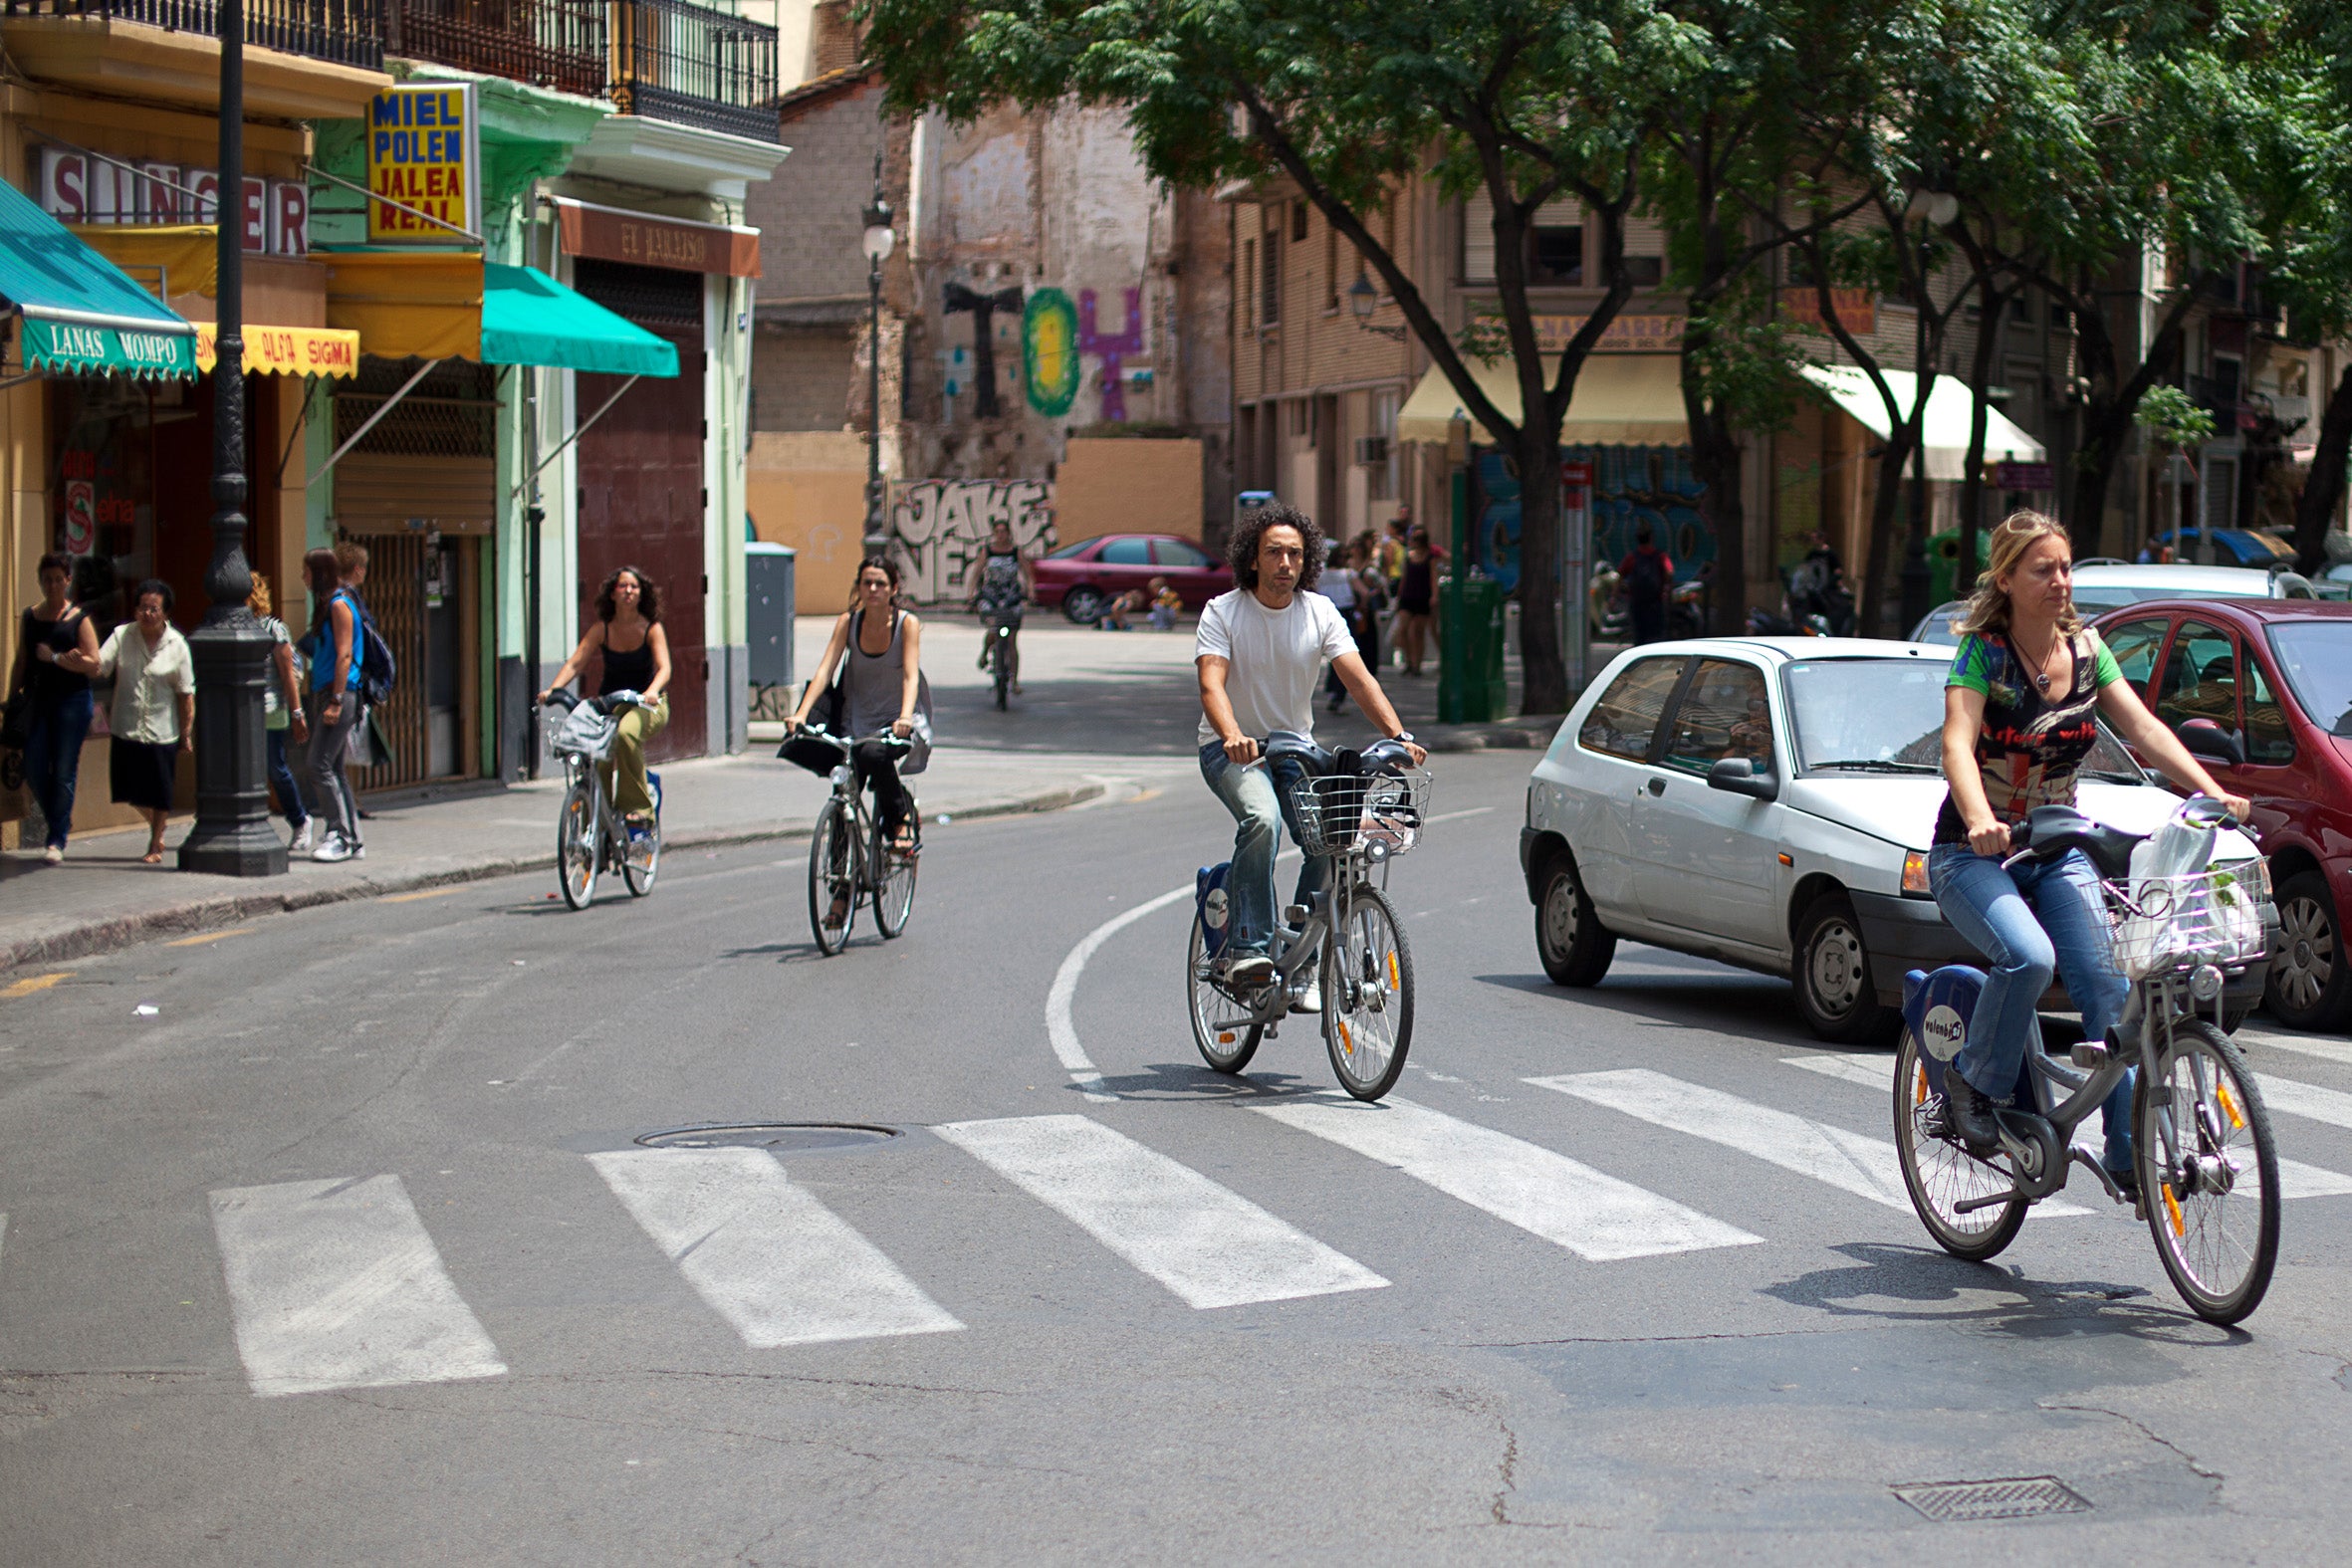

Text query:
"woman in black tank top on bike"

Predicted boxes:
[[540, 565, 672, 828]]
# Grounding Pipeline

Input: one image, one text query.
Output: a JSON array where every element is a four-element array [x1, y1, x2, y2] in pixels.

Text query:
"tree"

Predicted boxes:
[[2268, 3, 2352, 572], [861, 0, 1700, 712]]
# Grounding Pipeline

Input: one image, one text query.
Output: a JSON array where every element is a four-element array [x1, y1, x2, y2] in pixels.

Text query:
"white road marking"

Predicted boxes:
[[589, 1148, 961, 1348], [935, 1114, 1385, 1308], [1253, 1096, 1760, 1261], [1531, 1069, 2090, 1217], [1783, 1053, 2352, 1202], [208, 1176, 507, 1397]]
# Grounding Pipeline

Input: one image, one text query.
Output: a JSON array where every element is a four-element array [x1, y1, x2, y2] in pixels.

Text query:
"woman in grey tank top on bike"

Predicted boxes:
[[786, 556, 925, 851]]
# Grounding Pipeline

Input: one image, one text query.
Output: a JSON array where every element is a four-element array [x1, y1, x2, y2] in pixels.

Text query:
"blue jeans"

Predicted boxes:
[[23, 689, 94, 849], [1199, 740, 1328, 957], [1929, 843, 2134, 1169], [265, 727, 309, 830]]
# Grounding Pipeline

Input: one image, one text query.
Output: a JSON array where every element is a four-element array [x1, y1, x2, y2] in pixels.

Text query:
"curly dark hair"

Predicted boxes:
[[1227, 502, 1323, 594], [595, 564, 660, 624]]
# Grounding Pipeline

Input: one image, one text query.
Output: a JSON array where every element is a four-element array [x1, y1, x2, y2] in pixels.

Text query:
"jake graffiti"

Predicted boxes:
[[888, 479, 1057, 603]]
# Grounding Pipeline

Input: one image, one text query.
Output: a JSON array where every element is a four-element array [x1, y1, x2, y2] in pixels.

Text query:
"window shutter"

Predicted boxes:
[[1463, 192, 1584, 282]]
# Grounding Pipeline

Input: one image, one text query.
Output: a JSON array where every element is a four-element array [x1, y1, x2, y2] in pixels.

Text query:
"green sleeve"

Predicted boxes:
[[1947, 634, 1993, 695], [2085, 629, 2123, 687]]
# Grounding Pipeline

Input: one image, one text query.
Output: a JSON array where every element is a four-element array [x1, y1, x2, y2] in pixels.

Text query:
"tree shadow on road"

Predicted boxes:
[[1085, 1060, 1320, 1099]]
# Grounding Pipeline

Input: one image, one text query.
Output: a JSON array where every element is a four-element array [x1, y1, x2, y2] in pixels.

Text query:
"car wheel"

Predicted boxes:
[[1534, 852, 1615, 986], [2266, 871, 2352, 1031], [1062, 585, 1106, 624], [1794, 891, 1898, 1043]]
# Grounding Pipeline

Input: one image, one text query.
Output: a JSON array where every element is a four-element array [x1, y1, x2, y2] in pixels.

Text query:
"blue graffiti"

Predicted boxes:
[[1471, 445, 1712, 595]]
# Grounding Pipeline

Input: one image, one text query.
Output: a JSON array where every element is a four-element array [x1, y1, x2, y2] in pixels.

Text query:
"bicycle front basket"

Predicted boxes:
[[2112, 866, 2267, 981], [554, 704, 618, 761], [1285, 771, 1431, 858]]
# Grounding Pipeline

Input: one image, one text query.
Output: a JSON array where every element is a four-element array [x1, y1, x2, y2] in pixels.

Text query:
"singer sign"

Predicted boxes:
[[365, 83, 481, 244], [38, 148, 309, 255]]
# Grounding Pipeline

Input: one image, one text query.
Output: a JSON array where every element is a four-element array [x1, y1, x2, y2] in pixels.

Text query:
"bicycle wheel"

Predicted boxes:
[[557, 779, 599, 910], [1187, 914, 1263, 1073], [1891, 1027, 2026, 1261], [808, 799, 856, 955], [621, 806, 662, 898], [872, 814, 918, 938], [994, 631, 1011, 710], [1321, 884, 1412, 1101], [2137, 1016, 2280, 1325]]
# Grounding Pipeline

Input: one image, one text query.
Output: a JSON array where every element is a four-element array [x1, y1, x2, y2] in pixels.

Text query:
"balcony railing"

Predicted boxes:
[[609, 0, 778, 142], [388, 0, 604, 97], [0, 0, 387, 71]]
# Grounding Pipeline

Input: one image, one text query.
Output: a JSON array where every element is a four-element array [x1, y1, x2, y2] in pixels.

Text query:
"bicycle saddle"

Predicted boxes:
[[2010, 805, 2146, 880]]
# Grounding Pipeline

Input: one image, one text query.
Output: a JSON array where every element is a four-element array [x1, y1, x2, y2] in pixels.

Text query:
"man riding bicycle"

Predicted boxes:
[[969, 519, 1032, 694], [1198, 501, 1426, 999]]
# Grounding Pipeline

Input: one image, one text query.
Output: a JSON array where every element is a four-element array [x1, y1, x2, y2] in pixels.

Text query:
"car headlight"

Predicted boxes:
[[1901, 849, 1933, 898]]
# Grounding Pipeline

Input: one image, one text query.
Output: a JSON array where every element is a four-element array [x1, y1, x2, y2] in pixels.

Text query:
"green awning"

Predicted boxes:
[[479, 264, 679, 378], [0, 176, 196, 379]]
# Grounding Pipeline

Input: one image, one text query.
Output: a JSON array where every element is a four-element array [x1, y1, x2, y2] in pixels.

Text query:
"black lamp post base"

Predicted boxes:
[[177, 613, 289, 879], [178, 822, 291, 877]]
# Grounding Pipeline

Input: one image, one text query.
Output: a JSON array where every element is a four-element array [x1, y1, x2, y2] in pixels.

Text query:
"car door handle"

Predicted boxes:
[[1646, 777, 1667, 796]]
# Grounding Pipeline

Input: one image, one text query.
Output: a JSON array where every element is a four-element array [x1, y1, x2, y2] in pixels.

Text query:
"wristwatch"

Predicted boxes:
[[1390, 730, 1415, 744]]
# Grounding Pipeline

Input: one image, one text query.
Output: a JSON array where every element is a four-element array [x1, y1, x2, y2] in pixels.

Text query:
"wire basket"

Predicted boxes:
[[549, 703, 617, 762], [2110, 866, 2268, 981], [1285, 770, 1432, 858]]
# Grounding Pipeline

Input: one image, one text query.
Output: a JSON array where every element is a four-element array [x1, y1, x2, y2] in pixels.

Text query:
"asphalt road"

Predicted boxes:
[[6, 748, 2352, 1564]]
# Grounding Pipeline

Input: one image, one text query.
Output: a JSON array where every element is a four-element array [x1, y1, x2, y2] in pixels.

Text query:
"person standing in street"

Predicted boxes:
[[302, 544, 367, 863], [248, 572, 312, 853], [1618, 520, 1675, 645], [83, 579, 193, 864], [539, 565, 671, 841], [1394, 528, 1435, 675], [9, 553, 101, 862]]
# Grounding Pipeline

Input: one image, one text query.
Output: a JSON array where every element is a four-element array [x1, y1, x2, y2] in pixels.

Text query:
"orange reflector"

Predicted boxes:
[[1338, 1020, 1354, 1058], [2163, 1184, 2186, 1236], [1777, 852, 1794, 867], [1916, 1063, 1928, 1101], [1385, 952, 1400, 990], [2217, 1082, 2244, 1130], [1217, 1031, 1235, 1044]]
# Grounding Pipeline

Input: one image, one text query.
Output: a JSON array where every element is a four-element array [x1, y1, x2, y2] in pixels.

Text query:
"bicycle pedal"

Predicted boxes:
[[2070, 1039, 2110, 1068], [1284, 904, 1310, 925]]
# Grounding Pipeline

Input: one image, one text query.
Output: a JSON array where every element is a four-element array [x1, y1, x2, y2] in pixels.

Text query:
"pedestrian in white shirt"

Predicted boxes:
[[80, 579, 194, 863]]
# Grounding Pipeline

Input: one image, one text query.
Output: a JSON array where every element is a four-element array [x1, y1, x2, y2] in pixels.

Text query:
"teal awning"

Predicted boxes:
[[479, 264, 679, 378], [0, 176, 196, 379]]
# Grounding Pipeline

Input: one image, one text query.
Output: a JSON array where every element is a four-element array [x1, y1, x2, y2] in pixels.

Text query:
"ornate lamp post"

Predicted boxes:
[[860, 153, 895, 557], [1898, 186, 1959, 632], [1346, 274, 1406, 341], [179, 0, 286, 876]]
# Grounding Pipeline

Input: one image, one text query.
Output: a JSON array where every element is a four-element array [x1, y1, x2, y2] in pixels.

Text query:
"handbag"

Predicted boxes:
[[777, 670, 847, 775], [0, 689, 28, 752]]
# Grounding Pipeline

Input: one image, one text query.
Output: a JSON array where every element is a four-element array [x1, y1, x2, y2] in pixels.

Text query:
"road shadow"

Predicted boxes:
[[1474, 969, 1831, 1047], [1087, 1060, 1318, 1099]]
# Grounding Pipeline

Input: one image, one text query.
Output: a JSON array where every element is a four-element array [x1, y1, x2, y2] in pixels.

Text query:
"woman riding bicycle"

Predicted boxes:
[[1932, 512, 2248, 1187], [539, 565, 671, 839], [787, 556, 926, 867], [968, 519, 1031, 692]]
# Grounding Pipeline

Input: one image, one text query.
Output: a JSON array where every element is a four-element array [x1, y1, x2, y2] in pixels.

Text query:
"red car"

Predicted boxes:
[[1033, 533, 1231, 624], [2091, 599, 2352, 1030]]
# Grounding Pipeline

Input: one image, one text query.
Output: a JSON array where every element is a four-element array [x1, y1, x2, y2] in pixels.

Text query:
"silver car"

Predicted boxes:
[[1911, 561, 2318, 644], [1520, 636, 2269, 1043]]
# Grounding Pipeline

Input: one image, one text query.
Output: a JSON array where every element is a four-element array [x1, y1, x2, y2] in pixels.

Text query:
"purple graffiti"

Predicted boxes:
[[1078, 287, 1143, 422]]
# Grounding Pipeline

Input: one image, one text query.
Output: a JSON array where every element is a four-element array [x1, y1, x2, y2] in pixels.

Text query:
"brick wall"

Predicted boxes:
[[754, 84, 885, 304], [752, 325, 856, 432]]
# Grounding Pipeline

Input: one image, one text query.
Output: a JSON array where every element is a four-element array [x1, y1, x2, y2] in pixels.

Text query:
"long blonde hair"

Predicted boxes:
[[1953, 511, 2082, 638]]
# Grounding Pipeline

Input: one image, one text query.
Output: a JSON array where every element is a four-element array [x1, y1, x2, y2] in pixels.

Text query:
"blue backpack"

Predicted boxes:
[[1196, 862, 1234, 959]]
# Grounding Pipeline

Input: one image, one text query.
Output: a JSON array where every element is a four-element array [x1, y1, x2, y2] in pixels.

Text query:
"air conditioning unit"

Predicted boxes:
[[1353, 435, 1391, 467]]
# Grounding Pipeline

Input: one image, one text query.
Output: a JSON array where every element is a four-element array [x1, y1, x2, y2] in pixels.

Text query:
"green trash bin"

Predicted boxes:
[[1440, 573, 1509, 723]]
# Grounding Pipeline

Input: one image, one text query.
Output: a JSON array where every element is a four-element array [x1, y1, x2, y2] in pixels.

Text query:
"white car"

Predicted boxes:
[[1911, 562, 2319, 644], [1520, 636, 2272, 1043]]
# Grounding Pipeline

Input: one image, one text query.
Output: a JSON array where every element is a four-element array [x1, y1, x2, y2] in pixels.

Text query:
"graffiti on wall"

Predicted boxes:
[[888, 478, 1058, 603], [1024, 289, 1080, 417], [1471, 446, 1710, 595], [1078, 287, 1144, 423]]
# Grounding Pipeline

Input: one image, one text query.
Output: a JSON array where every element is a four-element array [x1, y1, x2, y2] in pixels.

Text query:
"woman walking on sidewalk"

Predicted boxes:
[[248, 572, 312, 852], [539, 565, 671, 839], [10, 553, 101, 861], [302, 544, 368, 863], [86, 579, 193, 864]]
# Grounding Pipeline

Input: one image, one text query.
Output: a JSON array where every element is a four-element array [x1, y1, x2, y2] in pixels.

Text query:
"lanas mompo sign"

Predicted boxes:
[[365, 82, 481, 244]]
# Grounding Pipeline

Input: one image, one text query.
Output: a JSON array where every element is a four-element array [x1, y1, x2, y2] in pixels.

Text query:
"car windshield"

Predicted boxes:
[[1784, 657, 2143, 781], [1043, 541, 1095, 560], [2268, 621, 2352, 738]]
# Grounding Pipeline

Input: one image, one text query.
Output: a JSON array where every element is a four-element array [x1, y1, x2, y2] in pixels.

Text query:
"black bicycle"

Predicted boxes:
[[976, 600, 1023, 710], [797, 727, 919, 954]]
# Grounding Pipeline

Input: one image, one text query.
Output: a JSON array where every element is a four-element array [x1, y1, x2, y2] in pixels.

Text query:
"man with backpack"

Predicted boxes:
[[300, 542, 395, 863], [1617, 520, 1675, 645]]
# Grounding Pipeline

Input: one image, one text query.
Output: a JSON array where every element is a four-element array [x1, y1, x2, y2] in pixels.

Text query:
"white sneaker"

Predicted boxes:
[[1290, 984, 1322, 1014], [312, 833, 353, 863], [353, 842, 365, 859], [290, 820, 314, 853], [43, 845, 64, 864]]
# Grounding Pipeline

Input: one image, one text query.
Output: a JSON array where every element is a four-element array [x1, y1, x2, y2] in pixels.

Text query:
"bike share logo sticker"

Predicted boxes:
[[1922, 1004, 1968, 1061], [1202, 887, 1229, 931]]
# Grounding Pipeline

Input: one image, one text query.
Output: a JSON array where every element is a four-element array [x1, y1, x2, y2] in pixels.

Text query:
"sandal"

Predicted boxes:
[[826, 890, 851, 928]]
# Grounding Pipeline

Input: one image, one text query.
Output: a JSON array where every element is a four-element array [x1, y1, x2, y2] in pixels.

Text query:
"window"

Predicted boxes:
[[1045, 540, 1096, 560], [1578, 657, 1685, 761], [1659, 659, 1772, 775], [1620, 254, 1664, 287], [1530, 225, 1582, 286], [2268, 620, 2352, 738], [2155, 619, 2238, 737], [1262, 226, 1281, 326], [1291, 201, 1308, 243], [2244, 655, 2295, 766], [1241, 237, 1255, 328], [2103, 617, 2171, 692], [1154, 539, 1213, 568], [1099, 538, 1152, 565], [1325, 222, 1340, 311]]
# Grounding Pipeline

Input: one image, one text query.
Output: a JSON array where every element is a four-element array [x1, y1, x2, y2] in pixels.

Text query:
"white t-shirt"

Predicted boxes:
[[1196, 587, 1359, 746]]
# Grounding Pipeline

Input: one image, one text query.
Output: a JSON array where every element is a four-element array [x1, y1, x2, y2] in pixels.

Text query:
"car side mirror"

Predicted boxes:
[[2178, 718, 2245, 768], [1707, 757, 1778, 800]]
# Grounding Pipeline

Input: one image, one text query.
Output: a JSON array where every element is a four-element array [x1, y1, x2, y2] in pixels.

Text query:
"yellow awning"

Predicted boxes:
[[193, 323, 359, 378], [322, 251, 483, 360], [1396, 353, 1689, 445], [1799, 364, 2044, 480], [71, 223, 218, 299]]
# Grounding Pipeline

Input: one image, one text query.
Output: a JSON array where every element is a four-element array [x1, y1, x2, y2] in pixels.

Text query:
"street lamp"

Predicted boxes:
[[861, 152, 895, 558], [1347, 273, 1406, 341], [1897, 186, 1958, 631], [178, 0, 286, 876]]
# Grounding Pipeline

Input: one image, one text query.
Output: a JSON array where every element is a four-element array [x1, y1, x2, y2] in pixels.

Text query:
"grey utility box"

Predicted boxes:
[[747, 542, 796, 689]]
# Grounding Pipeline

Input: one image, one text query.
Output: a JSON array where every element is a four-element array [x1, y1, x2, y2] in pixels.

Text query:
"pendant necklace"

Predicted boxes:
[[2018, 629, 2057, 692]]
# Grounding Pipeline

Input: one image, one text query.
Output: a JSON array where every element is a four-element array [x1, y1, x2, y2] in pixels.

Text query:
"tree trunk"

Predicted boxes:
[[1859, 435, 1913, 635], [1517, 424, 1568, 712], [2068, 399, 2135, 558], [2293, 358, 2352, 573], [1685, 397, 1746, 635], [1959, 287, 2004, 601]]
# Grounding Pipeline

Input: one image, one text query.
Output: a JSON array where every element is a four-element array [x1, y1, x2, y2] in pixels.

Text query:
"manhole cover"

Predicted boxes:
[[1893, 1475, 2090, 1524], [634, 1122, 900, 1153]]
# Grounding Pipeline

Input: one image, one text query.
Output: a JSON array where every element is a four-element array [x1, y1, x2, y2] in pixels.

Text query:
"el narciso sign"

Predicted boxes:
[[365, 83, 481, 243]]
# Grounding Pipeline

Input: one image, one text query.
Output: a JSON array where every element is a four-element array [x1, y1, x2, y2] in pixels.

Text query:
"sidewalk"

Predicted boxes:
[[0, 748, 1125, 974]]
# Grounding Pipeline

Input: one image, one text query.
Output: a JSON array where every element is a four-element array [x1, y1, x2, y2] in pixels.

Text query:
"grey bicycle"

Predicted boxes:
[[800, 727, 918, 955], [540, 690, 661, 910], [1186, 734, 1430, 1101]]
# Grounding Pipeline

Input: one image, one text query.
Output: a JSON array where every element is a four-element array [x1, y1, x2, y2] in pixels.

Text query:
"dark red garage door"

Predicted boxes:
[[575, 259, 706, 763]]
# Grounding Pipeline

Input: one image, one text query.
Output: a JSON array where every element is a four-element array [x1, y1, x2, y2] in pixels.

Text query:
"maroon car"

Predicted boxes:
[[1033, 534, 1231, 623], [2092, 599, 2352, 1030]]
